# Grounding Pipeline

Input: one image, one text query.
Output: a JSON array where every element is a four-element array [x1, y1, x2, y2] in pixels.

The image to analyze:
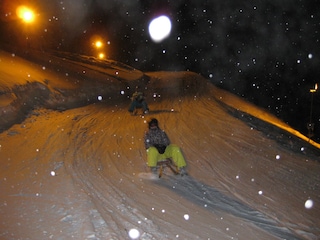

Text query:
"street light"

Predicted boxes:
[[16, 5, 36, 49], [16, 6, 35, 23], [307, 83, 318, 139], [98, 52, 105, 59], [95, 40, 103, 48]]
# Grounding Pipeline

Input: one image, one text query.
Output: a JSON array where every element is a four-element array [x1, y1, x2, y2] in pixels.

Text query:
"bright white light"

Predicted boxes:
[[128, 228, 140, 239], [97, 96, 102, 101], [184, 214, 190, 220], [276, 154, 280, 160], [305, 199, 313, 209], [148, 15, 172, 43], [50, 171, 55, 176]]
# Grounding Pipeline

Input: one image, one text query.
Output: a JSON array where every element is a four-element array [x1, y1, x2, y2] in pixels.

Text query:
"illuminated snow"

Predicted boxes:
[[0, 49, 319, 240]]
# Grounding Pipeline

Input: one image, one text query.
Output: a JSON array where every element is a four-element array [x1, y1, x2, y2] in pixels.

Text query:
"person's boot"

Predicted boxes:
[[179, 167, 187, 176], [150, 167, 157, 175]]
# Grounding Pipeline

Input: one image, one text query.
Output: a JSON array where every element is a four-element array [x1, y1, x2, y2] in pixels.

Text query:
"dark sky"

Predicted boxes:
[[1, 0, 320, 142]]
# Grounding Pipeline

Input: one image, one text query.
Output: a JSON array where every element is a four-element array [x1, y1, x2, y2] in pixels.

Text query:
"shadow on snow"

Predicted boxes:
[[156, 176, 302, 240]]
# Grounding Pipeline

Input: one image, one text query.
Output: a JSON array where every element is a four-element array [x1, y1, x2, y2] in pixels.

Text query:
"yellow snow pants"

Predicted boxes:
[[146, 144, 186, 169]]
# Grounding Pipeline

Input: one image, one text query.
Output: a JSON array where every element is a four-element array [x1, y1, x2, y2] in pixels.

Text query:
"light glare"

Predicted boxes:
[[16, 6, 35, 23], [95, 41, 103, 48], [98, 53, 105, 59]]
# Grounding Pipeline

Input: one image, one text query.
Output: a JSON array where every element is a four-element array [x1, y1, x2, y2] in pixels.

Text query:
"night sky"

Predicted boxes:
[[1, 0, 320, 142]]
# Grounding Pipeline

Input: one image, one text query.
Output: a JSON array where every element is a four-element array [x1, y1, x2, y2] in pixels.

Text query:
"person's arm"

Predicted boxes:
[[162, 130, 170, 146], [144, 131, 152, 149]]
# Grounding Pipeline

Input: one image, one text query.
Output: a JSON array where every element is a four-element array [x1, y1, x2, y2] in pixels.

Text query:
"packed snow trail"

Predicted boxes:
[[1, 91, 319, 239], [157, 176, 302, 240], [64, 109, 168, 239], [1, 50, 319, 239]]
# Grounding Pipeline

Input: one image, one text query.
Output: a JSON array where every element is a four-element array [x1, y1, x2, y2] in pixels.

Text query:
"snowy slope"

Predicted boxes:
[[0, 49, 319, 240]]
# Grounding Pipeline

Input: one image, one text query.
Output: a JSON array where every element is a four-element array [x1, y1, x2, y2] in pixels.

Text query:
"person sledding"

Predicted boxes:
[[128, 89, 149, 115], [144, 118, 187, 176]]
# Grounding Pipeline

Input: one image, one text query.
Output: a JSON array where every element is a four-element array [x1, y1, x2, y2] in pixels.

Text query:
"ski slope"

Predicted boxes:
[[0, 49, 319, 239]]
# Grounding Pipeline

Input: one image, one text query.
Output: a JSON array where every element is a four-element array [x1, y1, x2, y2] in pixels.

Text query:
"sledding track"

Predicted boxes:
[[1, 50, 319, 239], [55, 93, 315, 239]]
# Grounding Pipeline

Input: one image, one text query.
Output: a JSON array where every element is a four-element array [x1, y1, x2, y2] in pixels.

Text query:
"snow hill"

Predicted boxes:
[[0, 49, 319, 240]]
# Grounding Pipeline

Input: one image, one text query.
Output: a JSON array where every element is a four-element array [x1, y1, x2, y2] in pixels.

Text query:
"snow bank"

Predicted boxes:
[[0, 49, 148, 132]]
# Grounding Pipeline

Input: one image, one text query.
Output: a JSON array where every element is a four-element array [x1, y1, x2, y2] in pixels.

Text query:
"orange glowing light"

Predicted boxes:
[[16, 5, 35, 23], [310, 83, 318, 93], [95, 41, 103, 48], [98, 53, 105, 59]]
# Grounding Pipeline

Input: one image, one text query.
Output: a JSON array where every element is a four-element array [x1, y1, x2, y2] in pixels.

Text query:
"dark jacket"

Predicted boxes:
[[144, 127, 170, 152], [131, 91, 145, 103]]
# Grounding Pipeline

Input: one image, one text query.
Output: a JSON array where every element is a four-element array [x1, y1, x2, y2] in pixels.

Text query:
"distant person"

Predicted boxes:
[[128, 90, 149, 115], [144, 118, 187, 176]]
